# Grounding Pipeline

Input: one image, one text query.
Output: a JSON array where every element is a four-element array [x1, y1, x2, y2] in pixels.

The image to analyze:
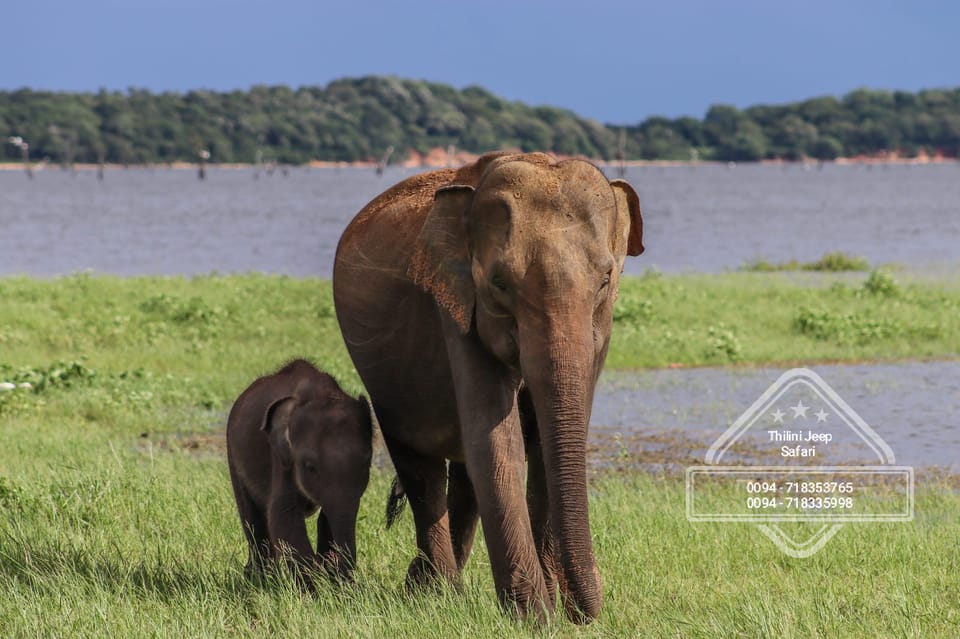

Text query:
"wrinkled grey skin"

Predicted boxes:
[[226, 359, 372, 584], [333, 152, 643, 622]]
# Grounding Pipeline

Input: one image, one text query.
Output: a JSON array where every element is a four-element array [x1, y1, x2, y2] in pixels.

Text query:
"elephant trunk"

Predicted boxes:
[[519, 311, 601, 623]]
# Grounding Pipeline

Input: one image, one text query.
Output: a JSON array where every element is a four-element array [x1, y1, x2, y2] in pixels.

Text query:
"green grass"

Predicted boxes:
[[1, 272, 959, 636], [0, 273, 355, 412], [0, 455, 957, 637], [1, 270, 957, 403], [741, 251, 871, 272], [608, 269, 960, 368]]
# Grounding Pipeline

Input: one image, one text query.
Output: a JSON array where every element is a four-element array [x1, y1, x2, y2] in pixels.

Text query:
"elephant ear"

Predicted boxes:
[[408, 185, 477, 334], [610, 179, 644, 256], [261, 396, 296, 467]]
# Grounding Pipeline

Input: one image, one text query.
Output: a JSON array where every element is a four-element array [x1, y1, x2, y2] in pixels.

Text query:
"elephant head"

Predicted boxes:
[[409, 153, 643, 620], [261, 393, 373, 580]]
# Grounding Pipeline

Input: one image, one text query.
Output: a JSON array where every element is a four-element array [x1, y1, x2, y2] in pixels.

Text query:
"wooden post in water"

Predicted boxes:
[[22, 142, 31, 179], [96, 145, 105, 181], [376, 145, 394, 176], [8, 137, 33, 179], [49, 124, 77, 175], [197, 149, 210, 180], [66, 130, 78, 176], [617, 128, 626, 178]]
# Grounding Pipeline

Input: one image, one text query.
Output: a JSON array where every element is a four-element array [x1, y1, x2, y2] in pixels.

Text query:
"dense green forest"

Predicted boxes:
[[1, 76, 959, 165]]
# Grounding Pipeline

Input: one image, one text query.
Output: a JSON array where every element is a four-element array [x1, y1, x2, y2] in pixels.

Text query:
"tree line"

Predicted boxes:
[[1, 76, 958, 165]]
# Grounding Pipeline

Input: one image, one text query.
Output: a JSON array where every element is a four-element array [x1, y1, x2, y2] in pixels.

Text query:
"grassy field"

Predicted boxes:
[[1, 270, 958, 403], [1, 271, 959, 636]]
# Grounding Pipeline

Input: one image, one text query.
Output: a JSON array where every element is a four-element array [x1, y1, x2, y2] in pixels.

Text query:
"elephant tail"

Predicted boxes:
[[385, 475, 407, 529]]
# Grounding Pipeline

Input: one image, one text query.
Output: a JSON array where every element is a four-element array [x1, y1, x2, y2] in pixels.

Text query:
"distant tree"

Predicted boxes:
[[798, 96, 844, 126], [703, 104, 744, 147], [768, 114, 818, 159], [843, 88, 894, 121], [716, 121, 769, 161], [809, 136, 843, 160], [937, 113, 960, 154], [673, 116, 705, 147], [1, 78, 957, 164]]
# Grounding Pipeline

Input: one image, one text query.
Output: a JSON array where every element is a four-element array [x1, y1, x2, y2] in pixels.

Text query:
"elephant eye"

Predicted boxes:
[[302, 460, 318, 474], [490, 274, 509, 293], [598, 272, 611, 292]]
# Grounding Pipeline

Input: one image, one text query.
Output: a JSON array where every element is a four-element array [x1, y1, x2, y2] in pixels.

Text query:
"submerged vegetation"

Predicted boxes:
[[741, 251, 871, 273], [1, 78, 958, 165], [1, 272, 958, 635]]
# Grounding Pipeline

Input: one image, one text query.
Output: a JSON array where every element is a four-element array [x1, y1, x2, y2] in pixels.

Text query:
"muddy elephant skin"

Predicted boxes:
[[333, 152, 643, 622]]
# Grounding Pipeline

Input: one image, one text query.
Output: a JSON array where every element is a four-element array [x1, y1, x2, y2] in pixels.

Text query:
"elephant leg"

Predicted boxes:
[[443, 323, 549, 621], [315, 511, 351, 581], [386, 438, 458, 589], [268, 490, 317, 589], [315, 509, 333, 561], [460, 403, 550, 619], [448, 461, 479, 572], [231, 476, 271, 578]]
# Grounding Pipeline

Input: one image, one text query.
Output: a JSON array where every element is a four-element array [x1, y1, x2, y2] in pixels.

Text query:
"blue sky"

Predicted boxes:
[[5, 1, 959, 124]]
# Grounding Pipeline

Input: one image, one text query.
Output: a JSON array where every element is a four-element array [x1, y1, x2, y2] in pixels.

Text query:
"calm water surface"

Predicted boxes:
[[593, 360, 960, 472], [2, 162, 958, 277]]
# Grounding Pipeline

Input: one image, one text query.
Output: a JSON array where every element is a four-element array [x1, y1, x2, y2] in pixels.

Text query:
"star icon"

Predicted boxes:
[[791, 400, 809, 419], [771, 408, 785, 424], [815, 408, 829, 423]]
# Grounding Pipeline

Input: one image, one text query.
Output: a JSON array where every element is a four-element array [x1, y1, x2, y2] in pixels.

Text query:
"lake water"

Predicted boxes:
[[1, 162, 958, 277], [591, 361, 960, 473]]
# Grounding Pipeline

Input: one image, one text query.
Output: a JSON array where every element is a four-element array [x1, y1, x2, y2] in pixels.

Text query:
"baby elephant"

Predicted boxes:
[[226, 359, 372, 584]]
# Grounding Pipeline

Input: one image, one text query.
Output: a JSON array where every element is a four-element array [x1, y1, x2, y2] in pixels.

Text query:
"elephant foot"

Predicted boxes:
[[317, 550, 355, 585], [292, 563, 322, 595], [243, 554, 270, 583], [497, 585, 551, 625], [243, 562, 261, 582], [404, 554, 460, 592]]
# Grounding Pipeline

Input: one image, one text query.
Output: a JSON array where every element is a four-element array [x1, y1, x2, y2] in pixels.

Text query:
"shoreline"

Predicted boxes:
[[1, 152, 957, 172]]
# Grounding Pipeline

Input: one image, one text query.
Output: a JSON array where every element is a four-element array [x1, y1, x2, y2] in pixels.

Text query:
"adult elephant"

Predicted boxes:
[[333, 152, 643, 623]]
